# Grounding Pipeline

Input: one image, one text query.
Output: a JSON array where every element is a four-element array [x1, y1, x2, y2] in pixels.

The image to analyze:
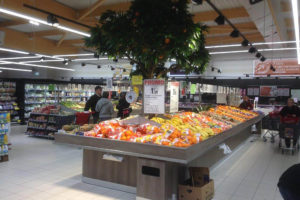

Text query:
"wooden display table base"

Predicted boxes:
[[0, 155, 8, 162]]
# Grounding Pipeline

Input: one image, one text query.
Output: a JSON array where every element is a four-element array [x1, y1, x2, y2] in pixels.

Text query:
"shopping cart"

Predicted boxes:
[[262, 112, 280, 143], [75, 112, 91, 125], [279, 118, 300, 155]]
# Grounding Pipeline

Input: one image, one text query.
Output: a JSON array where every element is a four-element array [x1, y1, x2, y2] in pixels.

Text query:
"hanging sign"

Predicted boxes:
[[144, 79, 165, 114], [106, 78, 113, 90], [131, 75, 143, 85], [170, 82, 179, 113], [254, 59, 300, 76], [190, 84, 196, 95]]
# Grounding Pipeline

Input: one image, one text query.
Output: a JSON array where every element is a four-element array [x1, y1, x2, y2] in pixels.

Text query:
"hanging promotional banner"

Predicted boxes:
[[131, 75, 143, 85], [260, 86, 277, 97], [106, 78, 113, 90], [170, 82, 179, 113], [254, 59, 300, 76], [144, 79, 165, 114]]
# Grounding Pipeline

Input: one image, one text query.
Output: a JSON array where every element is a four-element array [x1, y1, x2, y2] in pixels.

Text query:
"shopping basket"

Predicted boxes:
[[75, 112, 91, 125]]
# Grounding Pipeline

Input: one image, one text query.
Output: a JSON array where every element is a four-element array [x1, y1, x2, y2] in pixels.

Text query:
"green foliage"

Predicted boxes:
[[85, 0, 210, 79]]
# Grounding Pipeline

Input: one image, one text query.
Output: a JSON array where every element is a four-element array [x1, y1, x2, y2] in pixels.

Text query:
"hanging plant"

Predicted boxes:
[[85, 0, 210, 79]]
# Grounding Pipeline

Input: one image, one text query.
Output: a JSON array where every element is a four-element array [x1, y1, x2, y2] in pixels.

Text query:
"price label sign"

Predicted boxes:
[[144, 79, 165, 114], [131, 75, 143, 85], [170, 82, 179, 113]]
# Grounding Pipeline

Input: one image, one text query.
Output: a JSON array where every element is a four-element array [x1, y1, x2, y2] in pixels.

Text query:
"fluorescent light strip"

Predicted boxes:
[[0, 56, 39, 61], [54, 53, 94, 57], [292, 0, 300, 64], [0, 61, 75, 71], [73, 58, 108, 61], [0, 66, 32, 72], [0, 8, 90, 37], [210, 47, 297, 55], [209, 50, 248, 54], [29, 20, 39, 26], [35, 54, 64, 60], [0, 47, 29, 55], [206, 41, 297, 49], [21, 60, 65, 64]]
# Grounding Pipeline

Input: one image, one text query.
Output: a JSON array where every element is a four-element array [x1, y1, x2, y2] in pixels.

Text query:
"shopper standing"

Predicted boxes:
[[239, 96, 253, 110], [279, 98, 300, 148], [84, 86, 102, 123], [278, 164, 300, 200], [116, 92, 131, 119], [95, 92, 114, 122]]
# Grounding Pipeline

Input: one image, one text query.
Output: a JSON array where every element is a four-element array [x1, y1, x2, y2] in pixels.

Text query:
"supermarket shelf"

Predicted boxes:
[[25, 102, 46, 105], [48, 121, 56, 124], [27, 127, 46, 130], [25, 133, 54, 140], [46, 128, 57, 132], [28, 119, 47, 123]]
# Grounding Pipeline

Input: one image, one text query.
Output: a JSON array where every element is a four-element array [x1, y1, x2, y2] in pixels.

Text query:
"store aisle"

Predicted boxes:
[[1, 126, 297, 200], [0, 126, 135, 200]]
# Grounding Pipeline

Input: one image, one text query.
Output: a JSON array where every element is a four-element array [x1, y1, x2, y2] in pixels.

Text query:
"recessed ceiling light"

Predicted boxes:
[[0, 61, 75, 71], [53, 53, 94, 57]]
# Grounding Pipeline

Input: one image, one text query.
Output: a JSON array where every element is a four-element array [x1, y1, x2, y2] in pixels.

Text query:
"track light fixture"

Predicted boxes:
[[230, 30, 239, 38], [241, 39, 249, 47], [47, 14, 59, 26], [81, 63, 86, 67], [249, 46, 257, 53], [113, 58, 118, 62], [192, 0, 203, 5], [260, 56, 266, 62], [97, 65, 101, 69], [255, 52, 262, 58], [214, 77, 217, 80], [270, 64, 276, 72], [111, 66, 115, 71], [215, 15, 225, 25], [94, 53, 99, 59], [63, 60, 69, 65], [211, 67, 215, 72], [40, 57, 45, 62], [217, 69, 221, 73]]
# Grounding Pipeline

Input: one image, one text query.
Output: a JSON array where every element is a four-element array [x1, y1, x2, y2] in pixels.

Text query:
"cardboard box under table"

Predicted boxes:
[[55, 115, 263, 200]]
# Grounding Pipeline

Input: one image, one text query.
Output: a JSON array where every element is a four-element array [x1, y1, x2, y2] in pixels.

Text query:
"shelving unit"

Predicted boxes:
[[0, 112, 10, 162], [0, 81, 20, 123], [24, 83, 96, 118], [25, 112, 75, 139]]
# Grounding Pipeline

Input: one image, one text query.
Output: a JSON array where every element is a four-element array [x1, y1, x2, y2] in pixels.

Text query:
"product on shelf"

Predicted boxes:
[[60, 101, 86, 112], [59, 106, 258, 148], [0, 81, 19, 123], [0, 113, 10, 159]]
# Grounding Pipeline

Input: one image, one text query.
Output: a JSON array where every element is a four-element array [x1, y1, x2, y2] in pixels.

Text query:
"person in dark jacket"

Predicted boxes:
[[279, 98, 300, 148], [116, 92, 131, 119], [278, 164, 300, 200], [239, 96, 253, 110], [84, 86, 102, 123], [95, 92, 114, 122]]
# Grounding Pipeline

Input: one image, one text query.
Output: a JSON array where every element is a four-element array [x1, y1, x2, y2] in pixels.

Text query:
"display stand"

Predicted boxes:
[[0, 112, 10, 162], [26, 113, 75, 139], [55, 114, 264, 200]]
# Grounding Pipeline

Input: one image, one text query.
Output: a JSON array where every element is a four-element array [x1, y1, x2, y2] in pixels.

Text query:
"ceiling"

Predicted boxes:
[[0, 0, 297, 74]]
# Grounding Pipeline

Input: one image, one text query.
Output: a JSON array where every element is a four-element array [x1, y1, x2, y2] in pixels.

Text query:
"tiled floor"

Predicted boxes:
[[1, 126, 296, 200]]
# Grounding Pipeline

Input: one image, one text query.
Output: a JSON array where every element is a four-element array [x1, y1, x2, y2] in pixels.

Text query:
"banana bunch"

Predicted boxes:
[[151, 117, 165, 124]]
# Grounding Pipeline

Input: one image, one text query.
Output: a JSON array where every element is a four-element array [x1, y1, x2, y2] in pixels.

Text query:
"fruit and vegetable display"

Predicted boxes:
[[60, 101, 86, 112], [59, 106, 258, 148]]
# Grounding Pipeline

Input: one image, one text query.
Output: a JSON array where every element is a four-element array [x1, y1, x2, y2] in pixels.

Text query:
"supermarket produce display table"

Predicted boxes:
[[55, 114, 264, 200]]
